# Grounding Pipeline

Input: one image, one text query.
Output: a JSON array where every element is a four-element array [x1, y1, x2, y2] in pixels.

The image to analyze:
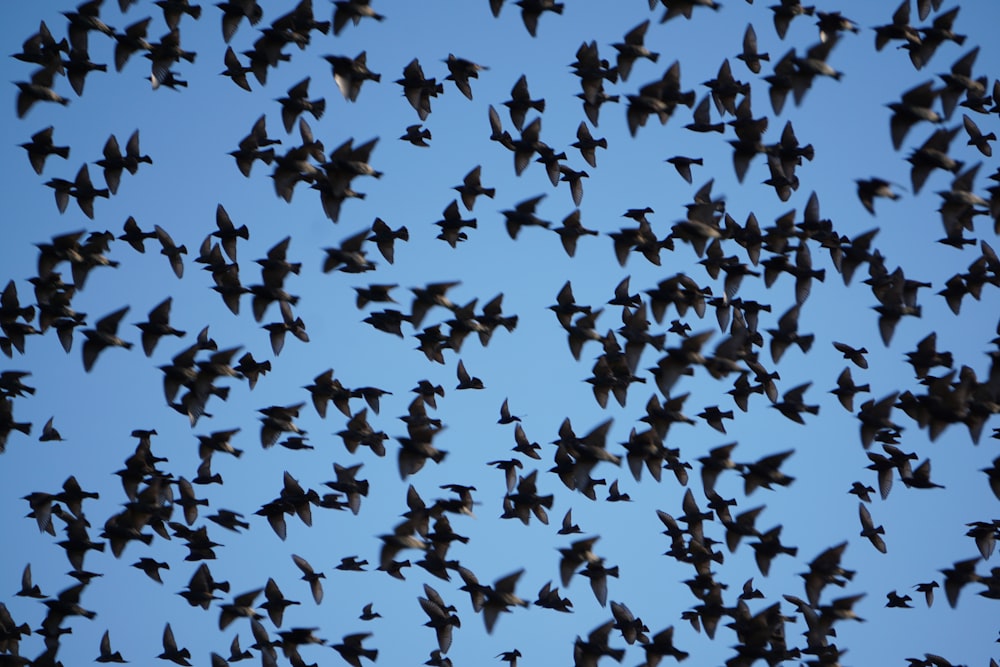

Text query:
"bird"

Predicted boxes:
[[16, 563, 44, 598], [325, 51, 381, 101], [444, 53, 488, 100], [217, 0, 262, 42], [154, 225, 187, 279], [914, 581, 940, 607], [38, 416, 63, 442], [97, 629, 127, 663], [360, 602, 381, 620], [67, 164, 110, 219], [82, 306, 133, 371], [333, 0, 385, 34], [613, 20, 658, 81], [888, 81, 942, 151], [396, 58, 443, 121], [498, 398, 521, 424], [572, 620, 626, 667], [132, 557, 170, 583], [419, 584, 462, 654], [16, 67, 70, 118], [158, 623, 192, 666], [666, 156, 703, 184], [456, 359, 484, 390], [859, 502, 888, 553], [740, 450, 796, 494], [848, 481, 876, 503], [737, 23, 770, 74], [20, 126, 70, 174], [770, 383, 819, 424], [135, 297, 185, 356], [278, 77, 325, 134], [400, 124, 432, 147], [962, 114, 995, 157], [833, 341, 869, 368], [572, 123, 607, 168], [332, 633, 378, 667], [503, 74, 545, 131], [211, 204, 249, 263], [515, 0, 563, 37], [434, 200, 478, 247]]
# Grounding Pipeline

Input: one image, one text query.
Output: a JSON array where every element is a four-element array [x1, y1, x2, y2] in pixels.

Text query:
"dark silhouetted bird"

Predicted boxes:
[[333, 0, 384, 34], [397, 58, 443, 121], [158, 623, 192, 666], [326, 51, 380, 101], [82, 306, 132, 371], [16, 67, 70, 118], [20, 126, 70, 174], [97, 629, 127, 663]]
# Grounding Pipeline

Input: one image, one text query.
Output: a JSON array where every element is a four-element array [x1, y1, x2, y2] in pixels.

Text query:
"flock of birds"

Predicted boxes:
[[3, 0, 1000, 667]]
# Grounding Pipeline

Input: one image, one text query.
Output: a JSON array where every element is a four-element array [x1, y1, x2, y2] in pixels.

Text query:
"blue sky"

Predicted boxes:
[[2, 1, 1000, 666]]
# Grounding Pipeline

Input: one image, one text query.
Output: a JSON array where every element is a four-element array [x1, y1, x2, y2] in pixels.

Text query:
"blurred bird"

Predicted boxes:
[[397, 58, 443, 121], [737, 23, 769, 74], [97, 629, 126, 663], [325, 51, 381, 101], [16, 67, 70, 118], [613, 20, 658, 81], [82, 306, 132, 371], [278, 77, 325, 133], [158, 623, 192, 666], [333, 0, 384, 34], [20, 126, 70, 174], [515, 0, 563, 37], [858, 503, 887, 553], [503, 74, 545, 131]]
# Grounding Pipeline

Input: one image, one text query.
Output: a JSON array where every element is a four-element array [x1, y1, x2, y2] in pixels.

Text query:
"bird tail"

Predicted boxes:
[[312, 99, 326, 120]]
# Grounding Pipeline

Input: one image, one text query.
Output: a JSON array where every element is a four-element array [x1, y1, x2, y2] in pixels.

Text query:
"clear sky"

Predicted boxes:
[[2, 1, 999, 667]]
